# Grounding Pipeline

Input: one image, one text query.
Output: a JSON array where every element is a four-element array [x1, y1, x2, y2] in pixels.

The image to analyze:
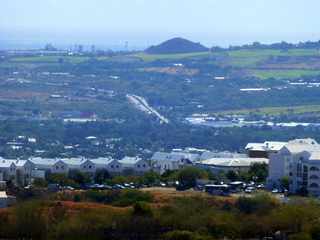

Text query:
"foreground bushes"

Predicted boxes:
[[0, 193, 319, 239]]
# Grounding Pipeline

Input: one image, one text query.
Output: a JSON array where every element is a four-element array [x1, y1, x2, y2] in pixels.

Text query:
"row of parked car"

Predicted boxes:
[[42, 181, 169, 192]]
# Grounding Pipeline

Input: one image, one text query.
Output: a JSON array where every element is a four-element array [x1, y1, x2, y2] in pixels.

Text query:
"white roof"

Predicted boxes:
[[151, 151, 199, 162], [201, 151, 246, 160], [246, 141, 286, 152], [283, 139, 320, 154], [119, 157, 142, 165], [5, 159, 31, 167], [199, 157, 268, 167], [61, 158, 88, 167], [245, 143, 265, 151], [90, 157, 115, 166], [308, 151, 320, 161], [0, 159, 15, 168], [29, 158, 64, 168], [264, 141, 286, 151]]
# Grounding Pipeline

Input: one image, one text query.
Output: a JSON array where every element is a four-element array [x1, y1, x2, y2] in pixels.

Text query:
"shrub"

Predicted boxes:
[[133, 201, 153, 216], [113, 189, 153, 207], [235, 193, 278, 214]]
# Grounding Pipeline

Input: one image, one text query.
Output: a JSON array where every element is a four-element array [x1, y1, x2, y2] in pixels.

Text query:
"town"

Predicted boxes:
[[1, 137, 320, 208]]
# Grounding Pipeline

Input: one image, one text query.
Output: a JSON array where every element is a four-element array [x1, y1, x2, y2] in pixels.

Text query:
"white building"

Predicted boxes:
[[29, 158, 68, 174], [6, 160, 35, 185], [196, 157, 268, 174], [151, 151, 200, 174], [90, 157, 122, 173], [0, 159, 17, 181], [267, 138, 320, 195], [62, 158, 95, 174], [119, 157, 150, 173]]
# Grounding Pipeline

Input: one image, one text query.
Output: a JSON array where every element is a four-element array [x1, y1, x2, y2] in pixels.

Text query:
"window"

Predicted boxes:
[[116, 165, 119, 168], [143, 164, 146, 168], [309, 183, 319, 188], [111, 165, 114, 168], [310, 166, 320, 171], [137, 165, 140, 168], [89, 165, 92, 169], [310, 175, 319, 180]]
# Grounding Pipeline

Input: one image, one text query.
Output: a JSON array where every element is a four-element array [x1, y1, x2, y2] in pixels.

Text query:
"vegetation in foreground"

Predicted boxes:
[[1, 189, 320, 240]]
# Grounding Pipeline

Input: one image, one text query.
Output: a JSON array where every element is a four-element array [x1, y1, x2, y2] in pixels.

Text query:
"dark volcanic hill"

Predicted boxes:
[[145, 37, 209, 54]]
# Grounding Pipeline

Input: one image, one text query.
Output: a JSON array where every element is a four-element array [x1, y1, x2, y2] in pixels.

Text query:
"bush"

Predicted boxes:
[[235, 194, 278, 214], [177, 167, 208, 189], [113, 189, 153, 207], [84, 190, 120, 204], [132, 201, 153, 216]]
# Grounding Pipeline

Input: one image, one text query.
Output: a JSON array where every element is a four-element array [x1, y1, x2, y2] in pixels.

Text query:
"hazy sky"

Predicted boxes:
[[1, 0, 320, 49]]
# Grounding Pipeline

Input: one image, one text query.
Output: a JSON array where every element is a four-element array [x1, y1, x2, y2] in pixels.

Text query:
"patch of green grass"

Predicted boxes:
[[133, 52, 211, 62], [251, 69, 320, 79], [227, 48, 320, 58], [216, 105, 320, 116], [223, 48, 320, 68], [10, 56, 90, 64]]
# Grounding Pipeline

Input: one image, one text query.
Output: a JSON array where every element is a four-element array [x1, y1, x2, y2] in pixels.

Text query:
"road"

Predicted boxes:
[[127, 94, 169, 124]]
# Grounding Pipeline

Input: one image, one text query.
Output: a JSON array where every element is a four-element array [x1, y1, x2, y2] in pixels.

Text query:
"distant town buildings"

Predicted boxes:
[[0, 137, 320, 197]]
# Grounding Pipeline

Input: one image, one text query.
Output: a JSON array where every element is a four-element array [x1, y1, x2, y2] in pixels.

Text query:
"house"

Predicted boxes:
[[195, 157, 268, 174], [0, 159, 17, 181], [119, 157, 150, 173], [62, 158, 96, 174], [267, 138, 320, 194], [6, 160, 35, 186], [151, 151, 200, 174], [90, 157, 122, 173], [29, 157, 68, 174]]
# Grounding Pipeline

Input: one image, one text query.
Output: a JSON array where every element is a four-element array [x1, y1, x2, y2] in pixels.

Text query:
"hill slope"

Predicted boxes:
[[145, 37, 209, 54]]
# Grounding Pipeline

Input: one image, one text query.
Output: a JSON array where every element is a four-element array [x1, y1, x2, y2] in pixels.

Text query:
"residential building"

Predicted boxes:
[[6, 160, 34, 185], [151, 151, 200, 174], [0, 159, 17, 181], [29, 157, 68, 174], [62, 158, 95, 174], [195, 157, 268, 174], [119, 157, 150, 173], [90, 157, 122, 173], [267, 138, 320, 195]]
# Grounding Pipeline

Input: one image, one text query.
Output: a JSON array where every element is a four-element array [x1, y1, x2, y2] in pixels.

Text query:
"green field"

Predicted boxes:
[[134, 51, 211, 61], [215, 105, 320, 116], [10, 55, 91, 64], [251, 69, 320, 79]]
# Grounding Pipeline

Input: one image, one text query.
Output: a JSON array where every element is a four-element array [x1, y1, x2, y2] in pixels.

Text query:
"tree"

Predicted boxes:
[[177, 167, 208, 189], [226, 170, 239, 181], [32, 178, 48, 188], [280, 176, 290, 190], [68, 170, 91, 185], [94, 169, 110, 184], [141, 171, 161, 185], [248, 163, 268, 182]]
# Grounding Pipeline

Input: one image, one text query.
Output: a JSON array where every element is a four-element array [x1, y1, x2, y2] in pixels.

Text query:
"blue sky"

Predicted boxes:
[[1, 0, 320, 49]]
